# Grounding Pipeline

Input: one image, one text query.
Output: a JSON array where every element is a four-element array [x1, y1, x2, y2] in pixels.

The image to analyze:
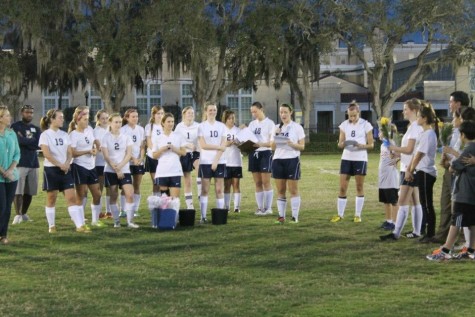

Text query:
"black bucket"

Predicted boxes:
[[211, 208, 228, 225], [179, 209, 196, 227]]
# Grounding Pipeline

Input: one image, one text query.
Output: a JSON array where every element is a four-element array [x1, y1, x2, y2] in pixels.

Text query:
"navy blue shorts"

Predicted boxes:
[[130, 164, 145, 175], [144, 156, 158, 173], [198, 164, 226, 179], [71, 163, 99, 185], [95, 165, 105, 177], [180, 152, 194, 173], [104, 172, 133, 188], [340, 160, 367, 176], [155, 176, 182, 188], [272, 158, 301, 180], [400, 171, 417, 187], [451, 202, 475, 227], [378, 188, 398, 205], [225, 166, 243, 179], [43, 166, 75, 192], [248, 150, 272, 173]]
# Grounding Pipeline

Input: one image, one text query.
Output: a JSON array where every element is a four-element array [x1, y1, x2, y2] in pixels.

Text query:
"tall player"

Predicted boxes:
[[144, 105, 164, 196], [222, 110, 242, 213]]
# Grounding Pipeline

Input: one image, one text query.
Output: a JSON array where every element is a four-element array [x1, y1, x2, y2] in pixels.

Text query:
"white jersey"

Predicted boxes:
[[340, 118, 373, 161], [101, 131, 133, 174], [175, 121, 200, 153], [248, 117, 275, 151], [224, 125, 242, 167], [39, 129, 71, 167], [144, 123, 163, 158], [448, 128, 461, 163], [415, 129, 437, 177], [198, 120, 227, 165], [400, 121, 423, 172], [70, 126, 96, 170], [93, 125, 108, 167], [120, 124, 145, 161], [273, 121, 305, 160], [378, 140, 399, 189], [152, 132, 185, 177]]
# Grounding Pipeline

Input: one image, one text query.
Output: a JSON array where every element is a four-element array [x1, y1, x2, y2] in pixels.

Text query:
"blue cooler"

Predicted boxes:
[[158, 209, 178, 230]]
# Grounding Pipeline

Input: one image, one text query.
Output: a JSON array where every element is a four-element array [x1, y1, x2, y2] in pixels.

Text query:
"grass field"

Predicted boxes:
[[1, 153, 473, 317]]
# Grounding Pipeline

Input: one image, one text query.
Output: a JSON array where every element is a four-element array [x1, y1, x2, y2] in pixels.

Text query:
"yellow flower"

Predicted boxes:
[[380, 117, 390, 126], [438, 121, 444, 130]]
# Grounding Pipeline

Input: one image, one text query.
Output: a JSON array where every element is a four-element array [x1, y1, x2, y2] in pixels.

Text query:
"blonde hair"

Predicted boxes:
[[68, 106, 89, 133], [108, 113, 122, 131], [95, 109, 109, 127]]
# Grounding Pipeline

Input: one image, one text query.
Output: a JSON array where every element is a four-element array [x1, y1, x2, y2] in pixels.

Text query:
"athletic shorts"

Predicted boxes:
[[248, 150, 272, 173], [225, 166, 243, 179], [400, 171, 417, 187], [451, 202, 475, 227], [271, 158, 301, 180], [378, 188, 398, 205], [144, 156, 158, 173], [43, 166, 75, 192], [71, 163, 99, 185], [340, 160, 367, 176], [155, 176, 181, 188], [130, 164, 145, 175], [198, 164, 226, 179], [15, 167, 39, 195], [180, 152, 194, 173], [95, 166, 105, 177], [104, 172, 133, 188]]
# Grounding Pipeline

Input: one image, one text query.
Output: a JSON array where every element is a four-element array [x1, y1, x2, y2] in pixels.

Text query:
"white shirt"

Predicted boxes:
[[248, 117, 275, 151], [101, 131, 133, 174], [175, 121, 200, 153], [198, 120, 227, 164], [224, 125, 242, 167], [340, 118, 373, 161], [39, 129, 71, 167], [152, 132, 185, 177], [70, 126, 96, 170], [415, 129, 438, 177], [400, 121, 423, 172], [273, 121, 305, 160], [120, 124, 145, 161], [144, 123, 163, 158], [378, 140, 399, 189], [93, 126, 108, 166]]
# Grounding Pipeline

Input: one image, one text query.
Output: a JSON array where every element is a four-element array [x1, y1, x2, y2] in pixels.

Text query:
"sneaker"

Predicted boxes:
[[426, 249, 452, 261], [0, 237, 9, 245], [382, 222, 395, 230], [419, 235, 433, 243], [405, 232, 420, 239], [98, 212, 107, 219], [454, 247, 471, 260], [254, 209, 263, 216], [380, 233, 398, 241], [380, 221, 389, 228], [76, 225, 91, 233], [119, 211, 127, 218], [105, 212, 113, 219], [290, 217, 298, 224], [21, 214, 32, 222], [114, 221, 121, 228], [330, 215, 343, 223], [264, 209, 273, 215], [234, 208, 240, 213], [12, 215, 22, 225], [91, 220, 106, 228], [274, 216, 285, 224], [48, 226, 57, 233], [469, 253, 475, 260], [200, 218, 208, 224], [127, 222, 140, 229], [353, 216, 362, 223]]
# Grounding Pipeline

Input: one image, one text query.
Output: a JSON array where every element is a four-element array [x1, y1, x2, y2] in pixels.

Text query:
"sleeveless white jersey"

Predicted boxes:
[[101, 131, 133, 174], [93, 125, 108, 167], [198, 120, 227, 164], [224, 125, 242, 167], [175, 121, 200, 153], [39, 129, 71, 167], [152, 132, 185, 177], [340, 118, 373, 161], [248, 117, 275, 151], [120, 124, 145, 160], [144, 123, 163, 158], [273, 121, 305, 160], [70, 126, 96, 170]]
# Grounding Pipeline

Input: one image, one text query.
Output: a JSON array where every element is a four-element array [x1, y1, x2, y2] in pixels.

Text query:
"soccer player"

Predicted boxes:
[[93, 110, 111, 219], [144, 105, 164, 196]]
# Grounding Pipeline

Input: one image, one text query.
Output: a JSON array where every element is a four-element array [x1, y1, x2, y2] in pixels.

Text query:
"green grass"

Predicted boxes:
[[1, 154, 473, 317]]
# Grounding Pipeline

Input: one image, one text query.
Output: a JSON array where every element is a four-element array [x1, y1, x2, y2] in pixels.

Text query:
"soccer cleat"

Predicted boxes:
[[114, 221, 121, 228], [21, 214, 32, 222], [330, 215, 343, 223], [200, 218, 208, 224], [99, 212, 107, 219], [353, 216, 362, 223], [12, 215, 22, 225], [255, 209, 263, 216], [274, 216, 285, 224], [264, 209, 273, 215], [127, 222, 140, 229], [380, 233, 398, 241], [382, 222, 395, 230], [48, 226, 57, 233], [290, 217, 298, 224], [426, 249, 452, 261], [76, 225, 91, 233], [454, 247, 471, 260], [234, 208, 240, 213], [119, 211, 127, 218], [105, 212, 113, 219], [91, 221, 106, 228], [380, 221, 389, 228], [405, 232, 420, 239]]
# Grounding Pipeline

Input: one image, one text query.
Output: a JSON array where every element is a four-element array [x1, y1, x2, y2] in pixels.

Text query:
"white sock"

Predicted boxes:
[[196, 178, 202, 198], [120, 195, 126, 212], [224, 193, 231, 209], [291, 196, 301, 221], [387, 219, 394, 224], [82, 197, 87, 212], [200, 196, 208, 219], [133, 194, 141, 212], [110, 204, 120, 222], [413, 204, 423, 235], [255, 192, 264, 210], [125, 202, 135, 224], [393, 205, 409, 238], [45, 207, 55, 228], [355, 196, 364, 217], [99, 196, 103, 213], [106, 196, 111, 213], [76, 205, 86, 226], [234, 193, 241, 211], [91, 204, 101, 223], [463, 227, 471, 247], [68, 206, 82, 228], [185, 192, 193, 209], [337, 197, 347, 217], [264, 190, 273, 210], [216, 198, 225, 209], [277, 198, 287, 218]]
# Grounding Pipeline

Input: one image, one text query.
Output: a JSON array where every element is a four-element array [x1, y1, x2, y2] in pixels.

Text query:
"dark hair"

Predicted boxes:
[[122, 108, 138, 126], [161, 112, 174, 127], [251, 101, 263, 109], [21, 105, 34, 111], [420, 101, 439, 138], [461, 107, 475, 122], [450, 91, 470, 107], [459, 120, 475, 140], [221, 109, 235, 123], [280, 103, 294, 113], [40, 109, 62, 131]]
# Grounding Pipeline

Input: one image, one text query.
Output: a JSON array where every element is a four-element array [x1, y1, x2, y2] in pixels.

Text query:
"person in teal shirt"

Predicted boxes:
[[0, 105, 20, 245]]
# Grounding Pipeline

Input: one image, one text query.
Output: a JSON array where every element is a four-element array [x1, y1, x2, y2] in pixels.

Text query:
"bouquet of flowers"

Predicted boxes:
[[380, 117, 391, 147], [439, 122, 453, 146], [392, 130, 402, 147]]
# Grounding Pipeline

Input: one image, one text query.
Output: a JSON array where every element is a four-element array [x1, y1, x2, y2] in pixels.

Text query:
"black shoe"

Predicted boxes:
[[380, 233, 398, 241], [418, 235, 432, 243], [405, 232, 420, 239], [380, 221, 389, 229]]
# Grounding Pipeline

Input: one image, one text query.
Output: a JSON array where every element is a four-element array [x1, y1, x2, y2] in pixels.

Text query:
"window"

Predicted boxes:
[[181, 82, 195, 109], [470, 67, 475, 92], [89, 87, 103, 117], [42, 91, 70, 114], [226, 89, 253, 124], [135, 81, 161, 116]]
